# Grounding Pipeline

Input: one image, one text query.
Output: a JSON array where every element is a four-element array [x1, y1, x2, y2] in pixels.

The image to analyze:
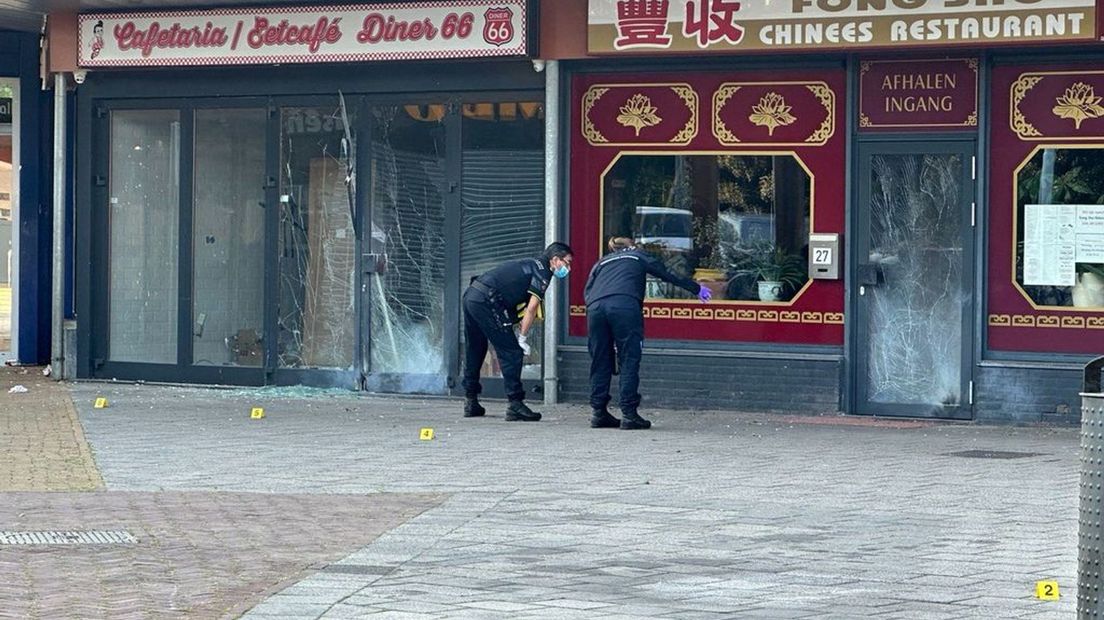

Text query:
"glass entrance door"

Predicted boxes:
[[854, 142, 975, 418]]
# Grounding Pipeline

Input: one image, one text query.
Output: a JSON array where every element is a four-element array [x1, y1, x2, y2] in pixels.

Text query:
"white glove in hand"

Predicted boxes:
[[517, 333, 531, 355]]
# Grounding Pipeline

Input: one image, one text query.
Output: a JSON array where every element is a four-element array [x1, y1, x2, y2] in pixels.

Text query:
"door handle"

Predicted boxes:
[[860, 285, 865, 297], [363, 253, 386, 275]]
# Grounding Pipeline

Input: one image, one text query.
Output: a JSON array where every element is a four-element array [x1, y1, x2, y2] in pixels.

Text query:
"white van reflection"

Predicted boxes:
[[718, 213, 773, 246], [635, 206, 692, 252]]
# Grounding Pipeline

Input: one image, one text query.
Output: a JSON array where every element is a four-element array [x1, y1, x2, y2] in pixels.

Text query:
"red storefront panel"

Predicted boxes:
[[989, 64, 1104, 353], [569, 69, 846, 345]]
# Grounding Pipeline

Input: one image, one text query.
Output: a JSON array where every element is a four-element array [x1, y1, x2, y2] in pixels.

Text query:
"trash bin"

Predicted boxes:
[[1080, 356, 1104, 618]]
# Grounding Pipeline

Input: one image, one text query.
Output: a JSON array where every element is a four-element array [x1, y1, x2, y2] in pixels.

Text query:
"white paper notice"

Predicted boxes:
[[1078, 205, 1104, 263], [1024, 204, 1077, 286]]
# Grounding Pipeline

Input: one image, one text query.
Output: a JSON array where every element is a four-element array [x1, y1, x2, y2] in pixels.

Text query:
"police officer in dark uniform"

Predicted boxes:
[[584, 237, 711, 430], [462, 242, 574, 421]]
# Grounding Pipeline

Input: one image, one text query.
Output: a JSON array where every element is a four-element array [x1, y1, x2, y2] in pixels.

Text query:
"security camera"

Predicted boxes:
[[72, 70, 87, 84], [531, 59, 545, 73]]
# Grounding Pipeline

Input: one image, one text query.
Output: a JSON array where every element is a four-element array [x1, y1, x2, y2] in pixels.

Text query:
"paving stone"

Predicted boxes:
[[2, 379, 1080, 617], [0, 366, 102, 492], [0, 491, 439, 619]]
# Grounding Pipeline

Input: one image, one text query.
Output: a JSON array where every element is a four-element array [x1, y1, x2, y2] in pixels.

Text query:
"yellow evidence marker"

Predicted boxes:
[[250, 407, 265, 420], [1035, 580, 1060, 600], [419, 428, 435, 441], [93, 398, 108, 409]]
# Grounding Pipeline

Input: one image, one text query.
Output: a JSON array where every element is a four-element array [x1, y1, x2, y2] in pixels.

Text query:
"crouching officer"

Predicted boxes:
[[584, 237, 711, 430], [462, 242, 574, 421]]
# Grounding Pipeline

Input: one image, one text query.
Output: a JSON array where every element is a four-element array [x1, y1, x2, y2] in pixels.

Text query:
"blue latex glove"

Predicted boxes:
[[697, 283, 713, 303]]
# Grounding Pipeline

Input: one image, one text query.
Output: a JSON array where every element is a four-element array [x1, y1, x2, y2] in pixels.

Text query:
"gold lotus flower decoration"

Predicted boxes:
[[749, 92, 796, 136], [1053, 82, 1104, 129], [617, 94, 662, 136]]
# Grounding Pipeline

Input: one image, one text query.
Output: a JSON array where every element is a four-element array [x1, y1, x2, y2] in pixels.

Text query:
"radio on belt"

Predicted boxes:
[[808, 233, 840, 280]]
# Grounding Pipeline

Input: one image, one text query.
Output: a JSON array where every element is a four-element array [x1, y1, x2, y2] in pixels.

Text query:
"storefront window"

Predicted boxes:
[[108, 109, 180, 364], [1016, 147, 1104, 309], [193, 109, 266, 366], [278, 105, 356, 369], [602, 154, 811, 302]]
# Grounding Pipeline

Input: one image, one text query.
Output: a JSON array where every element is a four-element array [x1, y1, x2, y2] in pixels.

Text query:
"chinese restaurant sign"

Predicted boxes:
[[78, 1, 526, 67], [859, 58, 978, 130], [588, 0, 1096, 54]]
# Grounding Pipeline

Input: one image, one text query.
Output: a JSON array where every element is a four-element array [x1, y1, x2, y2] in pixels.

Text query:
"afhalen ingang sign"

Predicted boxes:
[[859, 58, 979, 130], [588, 0, 1096, 54], [78, 1, 527, 67]]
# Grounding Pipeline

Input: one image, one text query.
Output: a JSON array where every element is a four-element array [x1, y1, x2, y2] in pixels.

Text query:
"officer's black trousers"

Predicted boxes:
[[461, 288, 526, 402], [587, 296, 643, 413]]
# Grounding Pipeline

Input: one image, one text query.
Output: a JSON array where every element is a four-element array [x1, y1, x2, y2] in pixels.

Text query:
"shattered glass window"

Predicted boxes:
[[459, 102, 545, 379], [108, 110, 180, 364], [367, 104, 447, 382], [278, 106, 356, 370], [866, 153, 964, 406], [193, 109, 266, 366]]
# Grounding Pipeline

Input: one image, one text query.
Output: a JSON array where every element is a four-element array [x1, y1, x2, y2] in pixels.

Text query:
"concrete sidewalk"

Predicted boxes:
[[76, 381, 1078, 618], [1, 373, 1080, 618]]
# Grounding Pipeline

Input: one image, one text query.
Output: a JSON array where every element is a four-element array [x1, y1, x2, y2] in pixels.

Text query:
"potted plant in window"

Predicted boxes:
[[728, 240, 807, 302]]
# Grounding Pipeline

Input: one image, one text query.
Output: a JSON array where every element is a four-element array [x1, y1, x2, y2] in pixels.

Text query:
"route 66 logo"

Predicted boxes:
[[483, 7, 514, 46]]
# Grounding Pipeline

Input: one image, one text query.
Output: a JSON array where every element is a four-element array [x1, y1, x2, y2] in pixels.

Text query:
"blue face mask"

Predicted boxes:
[[553, 264, 570, 279]]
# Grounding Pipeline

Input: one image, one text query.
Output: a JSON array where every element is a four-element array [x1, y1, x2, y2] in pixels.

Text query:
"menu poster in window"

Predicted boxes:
[[1023, 204, 1076, 286], [1078, 205, 1104, 263]]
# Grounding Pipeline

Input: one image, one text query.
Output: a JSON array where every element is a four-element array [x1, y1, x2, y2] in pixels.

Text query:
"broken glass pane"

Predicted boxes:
[[867, 154, 963, 406], [366, 105, 447, 385], [278, 105, 355, 370]]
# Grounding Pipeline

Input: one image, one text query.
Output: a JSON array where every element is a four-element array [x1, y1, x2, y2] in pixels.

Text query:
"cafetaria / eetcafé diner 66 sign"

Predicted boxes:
[[79, 1, 526, 67]]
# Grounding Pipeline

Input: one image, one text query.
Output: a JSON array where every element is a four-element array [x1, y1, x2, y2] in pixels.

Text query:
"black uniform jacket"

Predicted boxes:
[[474, 258, 552, 321], [583, 249, 701, 306]]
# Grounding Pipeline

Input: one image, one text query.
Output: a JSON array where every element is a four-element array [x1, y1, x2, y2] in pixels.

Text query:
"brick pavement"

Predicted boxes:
[[0, 491, 442, 619], [0, 365, 102, 491], [0, 369, 442, 619], [68, 381, 1079, 619]]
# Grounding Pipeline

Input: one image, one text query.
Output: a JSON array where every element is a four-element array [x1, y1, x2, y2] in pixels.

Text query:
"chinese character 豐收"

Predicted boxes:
[[683, 0, 744, 48], [615, 0, 673, 49]]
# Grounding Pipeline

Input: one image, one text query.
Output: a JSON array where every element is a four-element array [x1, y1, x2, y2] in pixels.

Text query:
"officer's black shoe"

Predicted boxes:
[[620, 410, 652, 430], [590, 407, 621, 428], [505, 400, 541, 422], [463, 397, 486, 418]]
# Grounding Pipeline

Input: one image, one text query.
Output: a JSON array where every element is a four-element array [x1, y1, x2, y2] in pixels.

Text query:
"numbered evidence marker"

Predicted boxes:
[[250, 407, 265, 420], [93, 397, 108, 409], [419, 428, 435, 441], [1035, 580, 1060, 600]]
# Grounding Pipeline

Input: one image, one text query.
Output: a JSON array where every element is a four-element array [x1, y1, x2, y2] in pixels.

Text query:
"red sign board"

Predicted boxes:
[[859, 58, 978, 131]]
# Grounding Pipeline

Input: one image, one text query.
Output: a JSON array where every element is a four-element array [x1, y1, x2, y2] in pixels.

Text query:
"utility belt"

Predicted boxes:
[[469, 279, 514, 326]]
